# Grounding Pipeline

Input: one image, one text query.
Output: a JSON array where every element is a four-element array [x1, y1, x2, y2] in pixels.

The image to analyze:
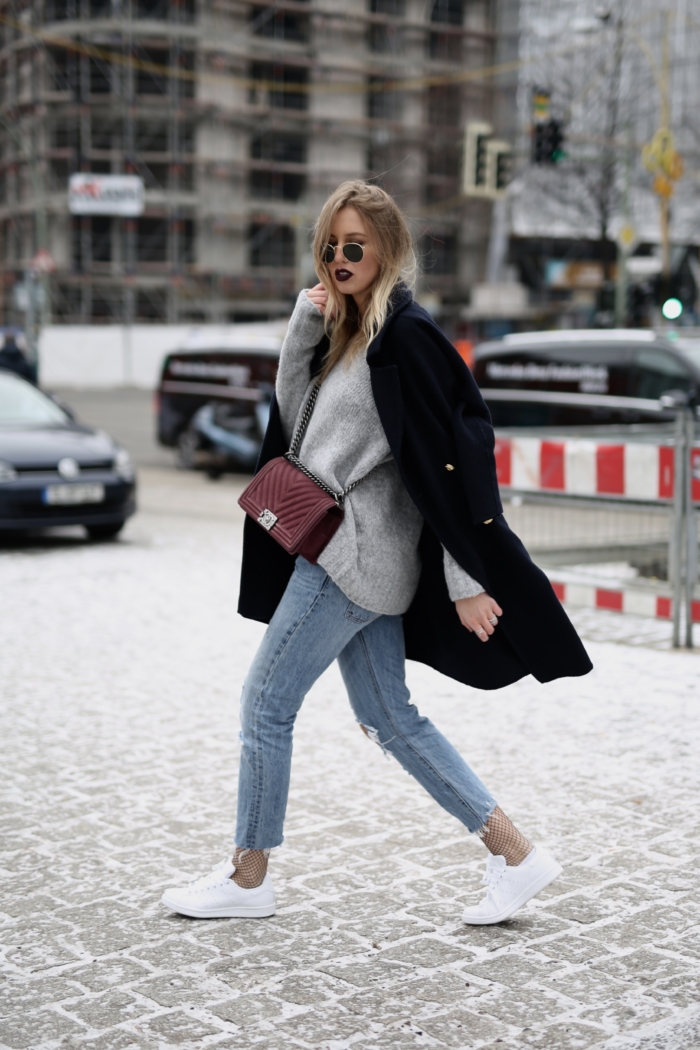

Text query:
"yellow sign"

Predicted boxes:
[[642, 128, 684, 198], [532, 90, 551, 124], [616, 223, 637, 254]]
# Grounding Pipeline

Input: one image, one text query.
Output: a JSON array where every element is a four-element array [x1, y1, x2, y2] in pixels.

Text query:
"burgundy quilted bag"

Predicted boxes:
[[238, 384, 376, 564]]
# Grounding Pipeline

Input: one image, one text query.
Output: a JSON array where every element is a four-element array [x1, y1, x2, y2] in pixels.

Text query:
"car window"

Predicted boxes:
[[475, 345, 634, 397], [631, 348, 693, 399], [0, 372, 68, 424]]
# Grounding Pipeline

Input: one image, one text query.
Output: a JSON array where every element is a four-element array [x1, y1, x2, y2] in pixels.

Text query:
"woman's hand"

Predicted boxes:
[[306, 283, 330, 315], [455, 593, 503, 643]]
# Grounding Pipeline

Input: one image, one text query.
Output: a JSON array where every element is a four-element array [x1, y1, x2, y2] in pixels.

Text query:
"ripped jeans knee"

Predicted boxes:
[[358, 720, 395, 759]]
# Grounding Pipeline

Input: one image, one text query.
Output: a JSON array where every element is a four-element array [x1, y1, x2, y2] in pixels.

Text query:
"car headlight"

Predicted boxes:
[[0, 459, 17, 483], [114, 449, 134, 480]]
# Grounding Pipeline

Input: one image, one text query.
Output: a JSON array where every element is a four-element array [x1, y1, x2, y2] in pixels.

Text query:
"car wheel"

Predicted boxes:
[[176, 427, 201, 470], [86, 521, 126, 541]]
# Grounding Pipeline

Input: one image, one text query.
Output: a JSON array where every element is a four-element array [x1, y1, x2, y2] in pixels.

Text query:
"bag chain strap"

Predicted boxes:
[[285, 383, 380, 508]]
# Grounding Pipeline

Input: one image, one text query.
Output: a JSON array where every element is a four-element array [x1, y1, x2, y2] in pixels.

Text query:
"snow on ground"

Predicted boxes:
[[1, 468, 699, 1050]]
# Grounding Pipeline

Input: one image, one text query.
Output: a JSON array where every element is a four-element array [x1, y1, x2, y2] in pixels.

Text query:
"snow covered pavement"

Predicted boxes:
[[1, 468, 699, 1050]]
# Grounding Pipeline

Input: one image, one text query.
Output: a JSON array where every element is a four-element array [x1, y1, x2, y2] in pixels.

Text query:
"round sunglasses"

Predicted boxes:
[[323, 242, 365, 264]]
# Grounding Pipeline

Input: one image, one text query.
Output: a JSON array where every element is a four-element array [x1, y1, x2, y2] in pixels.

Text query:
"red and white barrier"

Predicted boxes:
[[495, 436, 700, 502], [547, 577, 700, 623]]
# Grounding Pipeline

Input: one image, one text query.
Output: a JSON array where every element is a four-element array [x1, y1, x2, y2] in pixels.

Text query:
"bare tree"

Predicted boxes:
[[513, 0, 700, 254]]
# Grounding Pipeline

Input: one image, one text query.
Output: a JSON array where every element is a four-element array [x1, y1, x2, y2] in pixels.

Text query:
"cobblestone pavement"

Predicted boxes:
[[2, 468, 699, 1050]]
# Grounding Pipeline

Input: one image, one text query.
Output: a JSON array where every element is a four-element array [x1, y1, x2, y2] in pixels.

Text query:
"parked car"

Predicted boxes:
[[473, 330, 700, 427], [0, 369, 136, 538], [0, 328, 36, 384], [156, 322, 286, 476]]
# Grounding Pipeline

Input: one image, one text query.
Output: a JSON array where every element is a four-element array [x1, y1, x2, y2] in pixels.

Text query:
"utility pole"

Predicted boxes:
[[599, 10, 623, 256], [123, 0, 136, 383], [0, 110, 51, 370], [659, 11, 671, 289], [614, 126, 635, 327], [30, 21, 51, 332], [641, 12, 682, 297]]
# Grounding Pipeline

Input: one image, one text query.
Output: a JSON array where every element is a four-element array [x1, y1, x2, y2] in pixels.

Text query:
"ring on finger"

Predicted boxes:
[[476, 627, 486, 635], [488, 616, 498, 625]]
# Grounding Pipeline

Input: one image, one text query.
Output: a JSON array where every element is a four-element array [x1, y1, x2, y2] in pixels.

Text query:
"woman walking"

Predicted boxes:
[[162, 182, 591, 925]]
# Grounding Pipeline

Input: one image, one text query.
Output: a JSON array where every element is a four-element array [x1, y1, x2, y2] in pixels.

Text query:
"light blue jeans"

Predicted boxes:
[[235, 557, 496, 849]]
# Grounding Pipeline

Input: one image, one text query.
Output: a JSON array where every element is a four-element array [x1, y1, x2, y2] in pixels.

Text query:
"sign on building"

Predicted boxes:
[[68, 174, 145, 217], [31, 248, 57, 273]]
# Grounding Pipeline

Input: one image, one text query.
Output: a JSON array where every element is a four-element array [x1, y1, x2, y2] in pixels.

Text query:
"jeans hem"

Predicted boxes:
[[474, 800, 498, 838], [234, 841, 281, 852]]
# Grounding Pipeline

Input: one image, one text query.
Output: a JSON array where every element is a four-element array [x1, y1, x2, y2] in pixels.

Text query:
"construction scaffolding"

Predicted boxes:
[[0, 0, 517, 328]]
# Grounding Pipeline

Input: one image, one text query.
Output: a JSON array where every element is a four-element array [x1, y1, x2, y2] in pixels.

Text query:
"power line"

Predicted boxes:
[[0, 9, 629, 100]]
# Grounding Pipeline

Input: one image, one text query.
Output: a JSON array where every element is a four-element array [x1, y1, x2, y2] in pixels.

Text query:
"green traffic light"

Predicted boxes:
[[661, 298, 683, 321]]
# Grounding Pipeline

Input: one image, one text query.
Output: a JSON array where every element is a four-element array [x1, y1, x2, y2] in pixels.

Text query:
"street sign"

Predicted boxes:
[[642, 128, 683, 199], [626, 256, 662, 277], [68, 174, 145, 216], [13, 282, 29, 311], [532, 89, 551, 124], [13, 279, 47, 310], [31, 248, 57, 274], [615, 223, 638, 255]]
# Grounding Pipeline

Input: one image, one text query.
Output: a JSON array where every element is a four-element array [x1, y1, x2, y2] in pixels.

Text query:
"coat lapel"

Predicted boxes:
[[369, 365, 403, 455], [366, 285, 414, 364], [366, 285, 413, 453]]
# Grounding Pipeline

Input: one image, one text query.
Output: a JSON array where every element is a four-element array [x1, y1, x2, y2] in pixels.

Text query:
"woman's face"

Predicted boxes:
[[325, 206, 380, 308]]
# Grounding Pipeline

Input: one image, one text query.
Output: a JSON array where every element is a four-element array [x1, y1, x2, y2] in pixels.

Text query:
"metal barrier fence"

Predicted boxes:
[[496, 402, 699, 649]]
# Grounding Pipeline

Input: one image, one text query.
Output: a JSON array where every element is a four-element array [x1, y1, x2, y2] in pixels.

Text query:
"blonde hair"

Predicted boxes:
[[312, 181, 415, 380]]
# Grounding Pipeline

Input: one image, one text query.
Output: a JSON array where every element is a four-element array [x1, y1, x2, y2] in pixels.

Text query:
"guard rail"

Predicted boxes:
[[495, 395, 698, 648]]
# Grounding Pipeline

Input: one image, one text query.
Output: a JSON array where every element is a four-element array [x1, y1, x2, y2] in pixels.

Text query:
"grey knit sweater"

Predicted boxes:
[[275, 291, 484, 615]]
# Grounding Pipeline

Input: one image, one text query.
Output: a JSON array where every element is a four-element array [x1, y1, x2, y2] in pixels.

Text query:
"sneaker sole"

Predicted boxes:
[[462, 860, 563, 926], [160, 893, 275, 919]]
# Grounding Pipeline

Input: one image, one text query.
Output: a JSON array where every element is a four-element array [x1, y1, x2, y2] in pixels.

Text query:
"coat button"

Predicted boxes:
[[445, 463, 455, 471]]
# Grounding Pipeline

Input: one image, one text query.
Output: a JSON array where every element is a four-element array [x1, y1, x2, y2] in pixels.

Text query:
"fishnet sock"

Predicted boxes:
[[479, 806, 533, 867], [231, 847, 270, 888]]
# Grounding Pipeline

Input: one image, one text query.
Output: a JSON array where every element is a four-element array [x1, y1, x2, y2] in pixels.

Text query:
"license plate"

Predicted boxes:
[[44, 483, 105, 505]]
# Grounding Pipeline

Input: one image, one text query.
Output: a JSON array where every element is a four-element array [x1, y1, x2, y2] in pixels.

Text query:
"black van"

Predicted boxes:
[[156, 324, 285, 473], [473, 330, 700, 427]]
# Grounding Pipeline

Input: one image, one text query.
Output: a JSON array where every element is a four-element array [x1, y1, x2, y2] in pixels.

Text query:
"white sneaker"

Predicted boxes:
[[161, 859, 276, 919], [462, 846, 562, 925]]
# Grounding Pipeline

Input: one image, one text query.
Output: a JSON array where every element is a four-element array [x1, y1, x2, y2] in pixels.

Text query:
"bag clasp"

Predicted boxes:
[[258, 508, 278, 531]]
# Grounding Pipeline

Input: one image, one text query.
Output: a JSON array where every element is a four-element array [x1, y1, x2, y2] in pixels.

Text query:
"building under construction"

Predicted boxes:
[[0, 0, 517, 330]]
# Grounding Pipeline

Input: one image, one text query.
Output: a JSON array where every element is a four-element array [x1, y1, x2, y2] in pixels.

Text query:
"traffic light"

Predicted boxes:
[[486, 140, 512, 195], [532, 89, 551, 124], [463, 123, 511, 198], [662, 298, 683, 321], [463, 121, 492, 195], [532, 119, 566, 164], [549, 120, 565, 162], [658, 259, 697, 317]]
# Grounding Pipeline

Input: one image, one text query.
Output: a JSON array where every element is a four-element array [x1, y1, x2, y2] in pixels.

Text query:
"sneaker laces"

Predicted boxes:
[[185, 858, 234, 886], [482, 854, 507, 890]]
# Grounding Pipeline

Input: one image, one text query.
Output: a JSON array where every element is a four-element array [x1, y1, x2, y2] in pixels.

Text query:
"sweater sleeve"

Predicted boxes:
[[276, 290, 326, 444], [442, 546, 486, 601]]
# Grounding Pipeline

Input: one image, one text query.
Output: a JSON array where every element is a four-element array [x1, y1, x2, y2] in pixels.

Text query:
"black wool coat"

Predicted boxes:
[[238, 287, 593, 690]]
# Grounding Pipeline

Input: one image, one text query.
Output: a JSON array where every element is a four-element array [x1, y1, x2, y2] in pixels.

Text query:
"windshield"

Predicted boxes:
[[0, 371, 68, 425], [675, 339, 700, 372]]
